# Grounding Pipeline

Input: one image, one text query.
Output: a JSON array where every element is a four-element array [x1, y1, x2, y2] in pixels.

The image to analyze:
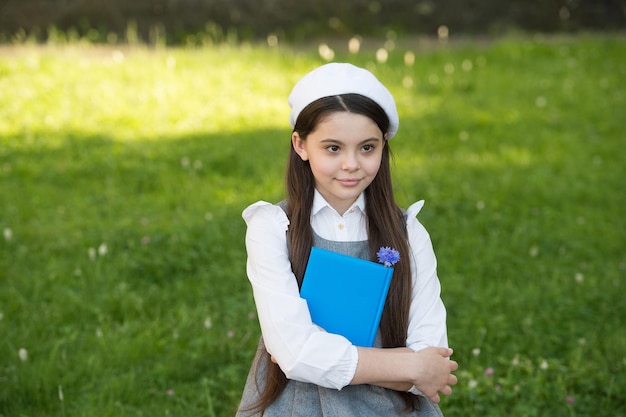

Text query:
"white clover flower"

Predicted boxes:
[[462, 59, 473, 72], [404, 51, 415, 66], [348, 37, 361, 54], [266, 34, 278, 47], [437, 25, 449, 41], [18, 348, 28, 361], [376, 48, 388, 64], [98, 243, 107, 256], [3, 228, 12, 241], [318, 44, 334, 61]]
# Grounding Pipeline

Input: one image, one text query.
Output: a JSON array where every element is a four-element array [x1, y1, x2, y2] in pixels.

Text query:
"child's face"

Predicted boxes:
[[292, 111, 385, 215]]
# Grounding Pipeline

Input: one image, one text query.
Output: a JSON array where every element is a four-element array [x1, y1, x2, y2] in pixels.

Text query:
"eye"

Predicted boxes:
[[362, 144, 375, 152], [326, 145, 340, 153]]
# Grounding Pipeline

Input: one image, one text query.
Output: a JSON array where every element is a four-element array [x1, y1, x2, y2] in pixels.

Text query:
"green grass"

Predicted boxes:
[[1, 34, 624, 416]]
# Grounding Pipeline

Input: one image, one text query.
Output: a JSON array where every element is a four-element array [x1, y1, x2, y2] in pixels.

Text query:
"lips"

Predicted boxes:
[[336, 178, 361, 187]]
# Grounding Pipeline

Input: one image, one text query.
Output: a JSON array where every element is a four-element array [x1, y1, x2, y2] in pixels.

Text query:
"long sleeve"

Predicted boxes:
[[405, 201, 449, 352], [243, 201, 358, 390]]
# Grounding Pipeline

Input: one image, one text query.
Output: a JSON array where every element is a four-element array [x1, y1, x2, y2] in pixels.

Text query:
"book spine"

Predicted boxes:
[[367, 268, 394, 346]]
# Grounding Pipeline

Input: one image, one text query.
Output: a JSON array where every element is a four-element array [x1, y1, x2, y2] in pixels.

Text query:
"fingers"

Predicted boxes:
[[435, 346, 453, 357], [434, 349, 459, 401], [449, 374, 458, 386], [436, 373, 458, 399], [428, 393, 441, 404], [437, 361, 459, 398]]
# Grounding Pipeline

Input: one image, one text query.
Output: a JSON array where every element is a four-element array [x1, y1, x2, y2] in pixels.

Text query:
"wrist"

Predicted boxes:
[[386, 349, 417, 385], [352, 347, 417, 386]]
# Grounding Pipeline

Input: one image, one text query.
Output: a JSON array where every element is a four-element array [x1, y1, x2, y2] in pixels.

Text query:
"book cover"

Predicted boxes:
[[300, 247, 394, 347]]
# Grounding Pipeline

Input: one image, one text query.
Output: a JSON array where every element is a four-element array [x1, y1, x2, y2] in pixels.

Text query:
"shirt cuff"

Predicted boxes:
[[408, 385, 424, 396]]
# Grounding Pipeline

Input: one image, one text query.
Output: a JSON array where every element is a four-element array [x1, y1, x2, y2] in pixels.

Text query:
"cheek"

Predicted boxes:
[[308, 158, 332, 179], [363, 157, 383, 176]]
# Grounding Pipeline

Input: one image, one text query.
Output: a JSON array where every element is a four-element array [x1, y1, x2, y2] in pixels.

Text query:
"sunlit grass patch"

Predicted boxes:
[[0, 45, 302, 144]]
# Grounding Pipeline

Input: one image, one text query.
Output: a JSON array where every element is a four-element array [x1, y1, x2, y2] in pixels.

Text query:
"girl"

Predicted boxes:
[[237, 63, 458, 416]]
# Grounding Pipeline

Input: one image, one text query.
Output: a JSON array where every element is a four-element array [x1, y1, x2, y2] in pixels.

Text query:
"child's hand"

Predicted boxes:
[[411, 347, 458, 403]]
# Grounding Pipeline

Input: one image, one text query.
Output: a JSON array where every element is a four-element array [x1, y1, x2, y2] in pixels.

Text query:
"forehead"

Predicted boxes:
[[313, 112, 383, 139]]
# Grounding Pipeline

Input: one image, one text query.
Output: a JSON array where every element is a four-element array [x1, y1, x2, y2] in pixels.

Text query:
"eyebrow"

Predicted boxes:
[[320, 137, 382, 145]]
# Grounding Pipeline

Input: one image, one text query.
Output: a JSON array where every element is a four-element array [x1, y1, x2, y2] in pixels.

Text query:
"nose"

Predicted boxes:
[[342, 152, 359, 171]]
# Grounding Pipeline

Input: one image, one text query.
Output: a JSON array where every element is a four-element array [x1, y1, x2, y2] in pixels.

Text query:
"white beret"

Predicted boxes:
[[288, 63, 399, 139]]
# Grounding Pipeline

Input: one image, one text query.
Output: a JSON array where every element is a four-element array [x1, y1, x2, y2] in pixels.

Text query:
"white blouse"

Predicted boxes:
[[242, 190, 448, 391]]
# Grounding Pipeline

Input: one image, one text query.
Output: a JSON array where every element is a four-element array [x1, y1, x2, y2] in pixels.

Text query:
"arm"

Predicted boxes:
[[243, 202, 358, 390], [351, 346, 458, 403], [405, 201, 449, 352], [265, 344, 458, 400], [351, 200, 457, 401]]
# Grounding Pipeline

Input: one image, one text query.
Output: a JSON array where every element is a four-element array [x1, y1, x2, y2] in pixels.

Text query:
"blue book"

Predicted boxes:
[[300, 247, 394, 347]]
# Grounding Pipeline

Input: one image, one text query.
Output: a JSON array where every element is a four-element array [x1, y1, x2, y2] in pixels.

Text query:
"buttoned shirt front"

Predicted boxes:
[[311, 191, 368, 242], [242, 190, 448, 390]]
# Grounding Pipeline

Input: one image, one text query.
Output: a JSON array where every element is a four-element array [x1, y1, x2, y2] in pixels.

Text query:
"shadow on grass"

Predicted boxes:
[[1, 117, 624, 415], [1, 127, 295, 416]]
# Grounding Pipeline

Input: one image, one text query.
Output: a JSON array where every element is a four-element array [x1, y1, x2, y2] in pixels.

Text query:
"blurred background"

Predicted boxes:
[[1, 0, 624, 43]]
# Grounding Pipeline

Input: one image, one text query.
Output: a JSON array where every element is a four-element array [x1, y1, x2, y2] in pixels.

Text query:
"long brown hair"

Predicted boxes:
[[247, 94, 417, 414]]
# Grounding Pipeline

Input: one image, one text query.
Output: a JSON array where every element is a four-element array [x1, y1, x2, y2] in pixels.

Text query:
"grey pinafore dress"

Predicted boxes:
[[236, 208, 444, 417]]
